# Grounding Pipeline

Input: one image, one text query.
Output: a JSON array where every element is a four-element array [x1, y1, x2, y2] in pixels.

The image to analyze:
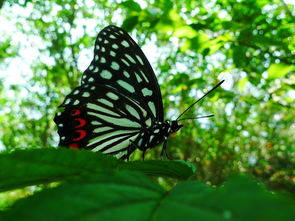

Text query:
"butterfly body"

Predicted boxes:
[[134, 120, 183, 151]]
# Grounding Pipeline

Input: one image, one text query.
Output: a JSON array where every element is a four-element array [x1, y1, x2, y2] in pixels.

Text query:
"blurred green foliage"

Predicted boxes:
[[0, 0, 294, 198]]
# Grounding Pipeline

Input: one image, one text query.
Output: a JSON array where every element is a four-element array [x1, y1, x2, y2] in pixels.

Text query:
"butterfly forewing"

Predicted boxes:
[[81, 25, 163, 122], [54, 83, 153, 158]]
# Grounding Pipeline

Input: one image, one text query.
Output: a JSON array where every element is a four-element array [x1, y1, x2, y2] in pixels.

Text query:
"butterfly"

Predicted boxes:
[[54, 25, 224, 160]]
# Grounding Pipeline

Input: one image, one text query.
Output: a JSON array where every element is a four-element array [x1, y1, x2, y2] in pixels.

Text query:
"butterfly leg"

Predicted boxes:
[[160, 137, 171, 160], [129, 139, 147, 161], [141, 150, 146, 161]]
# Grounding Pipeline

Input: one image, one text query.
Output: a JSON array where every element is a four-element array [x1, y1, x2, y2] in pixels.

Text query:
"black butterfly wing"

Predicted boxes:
[[81, 25, 164, 122], [54, 83, 153, 159]]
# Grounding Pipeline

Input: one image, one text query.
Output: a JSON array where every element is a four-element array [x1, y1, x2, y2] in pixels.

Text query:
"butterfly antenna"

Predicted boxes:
[[176, 80, 224, 120], [178, 114, 214, 121]]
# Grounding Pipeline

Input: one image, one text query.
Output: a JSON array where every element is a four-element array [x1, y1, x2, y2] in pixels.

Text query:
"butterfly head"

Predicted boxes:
[[167, 120, 183, 136]]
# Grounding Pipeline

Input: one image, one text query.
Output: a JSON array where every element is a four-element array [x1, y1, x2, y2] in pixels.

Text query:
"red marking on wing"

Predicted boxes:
[[69, 143, 79, 149], [73, 130, 86, 141], [74, 118, 86, 128], [71, 109, 81, 116]]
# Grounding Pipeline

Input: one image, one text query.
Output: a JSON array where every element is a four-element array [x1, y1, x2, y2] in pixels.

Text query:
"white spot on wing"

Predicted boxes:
[[98, 98, 114, 107], [148, 101, 156, 117], [112, 44, 119, 49], [117, 80, 135, 93], [101, 70, 112, 79], [121, 58, 130, 66], [100, 57, 106, 63], [93, 126, 113, 134], [149, 135, 155, 142], [140, 70, 149, 83], [83, 92, 90, 97], [111, 62, 120, 70], [142, 88, 153, 96], [145, 118, 151, 127], [121, 40, 129, 47], [136, 73, 142, 83], [65, 98, 71, 104], [106, 92, 119, 100], [137, 138, 143, 147], [123, 71, 130, 78], [88, 111, 141, 128], [136, 55, 144, 65], [91, 121, 102, 125], [126, 105, 140, 119], [87, 103, 120, 117], [110, 51, 116, 57], [73, 100, 80, 105], [125, 54, 136, 64], [102, 134, 139, 153]]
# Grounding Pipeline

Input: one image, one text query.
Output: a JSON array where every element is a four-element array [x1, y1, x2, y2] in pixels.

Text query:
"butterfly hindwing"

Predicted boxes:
[[81, 25, 163, 122], [54, 83, 154, 158]]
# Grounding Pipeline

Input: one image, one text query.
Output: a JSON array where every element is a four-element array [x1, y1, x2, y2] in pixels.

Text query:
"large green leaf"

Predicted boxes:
[[0, 148, 195, 192], [1, 174, 294, 221]]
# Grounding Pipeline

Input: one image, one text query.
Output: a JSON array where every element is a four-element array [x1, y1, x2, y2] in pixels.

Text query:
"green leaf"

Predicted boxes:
[[121, 160, 196, 180], [0, 171, 164, 221], [0, 148, 120, 192], [120, 0, 142, 12], [267, 63, 294, 79], [173, 26, 198, 38], [233, 46, 248, 68], [121, 16, 139, 32], [1, 175, 294, 220], [237, 77, 248, 91], [0, 148, 195, 192], [153, 175, 295, 220]]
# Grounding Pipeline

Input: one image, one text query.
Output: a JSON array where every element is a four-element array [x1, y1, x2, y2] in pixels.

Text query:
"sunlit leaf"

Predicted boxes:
[[174, 26, 198, 38], [237, 77, 248, 91], [267, 63, 294, 79]]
